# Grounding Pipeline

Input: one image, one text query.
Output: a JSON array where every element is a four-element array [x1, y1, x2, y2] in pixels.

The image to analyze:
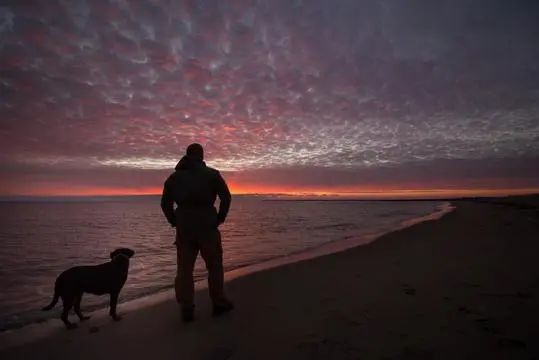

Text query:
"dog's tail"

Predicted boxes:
[[42, 287, 59, 311]]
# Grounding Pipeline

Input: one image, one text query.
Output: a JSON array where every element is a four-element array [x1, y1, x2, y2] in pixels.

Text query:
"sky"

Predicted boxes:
[[1, 0, 539, 197]]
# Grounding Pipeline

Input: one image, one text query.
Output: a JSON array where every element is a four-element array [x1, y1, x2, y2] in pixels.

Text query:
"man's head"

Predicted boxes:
[[186, 143, 204, 161]]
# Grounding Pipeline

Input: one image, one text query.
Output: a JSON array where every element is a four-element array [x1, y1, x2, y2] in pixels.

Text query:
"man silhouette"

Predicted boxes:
[[161, 143, 233, 322]]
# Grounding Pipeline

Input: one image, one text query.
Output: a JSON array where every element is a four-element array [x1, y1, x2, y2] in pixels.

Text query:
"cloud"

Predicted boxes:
[[0, 0, 538, 194]]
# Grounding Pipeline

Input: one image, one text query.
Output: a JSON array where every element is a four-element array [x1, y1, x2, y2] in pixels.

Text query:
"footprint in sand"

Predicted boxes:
[[206, 346, 235, 360], [403, 287, 416, 296], [497, 338, 526, 349], [457, 306, 473, 315], [474, 318, 502, 335]]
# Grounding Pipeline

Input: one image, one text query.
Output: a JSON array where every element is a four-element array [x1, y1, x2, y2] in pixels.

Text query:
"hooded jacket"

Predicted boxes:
[[160, 155, 231, 233]]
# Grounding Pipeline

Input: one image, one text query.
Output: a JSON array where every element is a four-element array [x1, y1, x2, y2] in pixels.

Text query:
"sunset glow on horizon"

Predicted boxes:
[[4, 182, 539, 200], [1, 1, 538, 197]]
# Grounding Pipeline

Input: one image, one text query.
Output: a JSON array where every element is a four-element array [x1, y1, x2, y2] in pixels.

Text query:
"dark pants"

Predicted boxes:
[[175, 229, 229, 309]]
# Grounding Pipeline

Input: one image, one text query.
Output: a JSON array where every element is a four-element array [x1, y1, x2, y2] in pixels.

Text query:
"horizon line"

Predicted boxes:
[[1, 188, 538, 201]]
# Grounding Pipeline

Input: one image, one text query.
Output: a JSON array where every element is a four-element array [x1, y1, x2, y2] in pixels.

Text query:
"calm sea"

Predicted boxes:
[[0, 195, 445, 331]]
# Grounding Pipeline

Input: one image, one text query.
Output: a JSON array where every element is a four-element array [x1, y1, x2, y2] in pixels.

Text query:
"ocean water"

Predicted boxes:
[[0, 196, 445, 331]]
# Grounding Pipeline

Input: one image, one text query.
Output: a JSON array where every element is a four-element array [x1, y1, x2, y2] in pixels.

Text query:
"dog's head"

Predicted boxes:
[[110, 248, 135, 261]]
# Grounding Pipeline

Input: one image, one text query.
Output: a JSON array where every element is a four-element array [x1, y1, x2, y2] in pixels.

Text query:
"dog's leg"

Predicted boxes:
[[109, 292, 122, 321], [74, 293, 90, 321], [61, 295, 77, 330]]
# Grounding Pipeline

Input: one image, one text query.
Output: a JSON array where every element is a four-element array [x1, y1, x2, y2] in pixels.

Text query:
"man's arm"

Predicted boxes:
[[216, 172, 231, 225], [160, 179, 176, 227]]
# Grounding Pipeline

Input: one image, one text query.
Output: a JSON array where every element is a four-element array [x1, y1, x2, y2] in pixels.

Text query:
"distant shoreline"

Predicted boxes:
[[1, 193, 538, 203], [265, 198, 463, 202]]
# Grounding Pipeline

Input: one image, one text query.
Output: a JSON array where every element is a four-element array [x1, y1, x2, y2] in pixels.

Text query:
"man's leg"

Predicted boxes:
[[198, 229, 233, 315], [175, 231, 199, 318]]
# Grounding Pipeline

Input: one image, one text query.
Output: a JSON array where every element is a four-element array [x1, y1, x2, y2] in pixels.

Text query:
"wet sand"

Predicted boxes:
[[1, 196, 538, 359]]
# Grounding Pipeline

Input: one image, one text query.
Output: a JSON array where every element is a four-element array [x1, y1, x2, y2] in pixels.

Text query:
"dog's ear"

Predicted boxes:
[[110, 249, 120, 259]]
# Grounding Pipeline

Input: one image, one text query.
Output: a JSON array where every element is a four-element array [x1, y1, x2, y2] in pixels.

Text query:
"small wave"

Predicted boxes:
[[308, 223, 355, 231]]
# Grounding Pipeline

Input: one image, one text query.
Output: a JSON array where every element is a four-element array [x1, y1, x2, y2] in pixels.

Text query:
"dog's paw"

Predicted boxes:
[[111, 315, 123, 322], [66, 323, 78, 330], [80, 316, 91, 321]]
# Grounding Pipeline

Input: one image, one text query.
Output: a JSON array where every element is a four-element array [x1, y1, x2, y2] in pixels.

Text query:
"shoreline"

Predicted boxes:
[[0, 202, 453, 346], [1, 197, 538, 358]]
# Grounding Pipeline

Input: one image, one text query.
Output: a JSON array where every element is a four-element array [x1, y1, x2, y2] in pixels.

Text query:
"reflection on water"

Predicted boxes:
[[0, 196, 442, 330]]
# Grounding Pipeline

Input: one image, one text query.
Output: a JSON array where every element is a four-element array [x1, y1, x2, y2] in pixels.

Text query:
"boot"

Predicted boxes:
[[182, 305, 195, 322], [212, 301, 234, 317]]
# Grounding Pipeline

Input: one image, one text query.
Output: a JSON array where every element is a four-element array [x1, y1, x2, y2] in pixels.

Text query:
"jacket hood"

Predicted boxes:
[[175, 155, 206, 171]]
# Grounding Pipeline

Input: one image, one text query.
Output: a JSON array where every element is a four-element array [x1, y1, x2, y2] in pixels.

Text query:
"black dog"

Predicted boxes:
[[42, 248, 135, 329]]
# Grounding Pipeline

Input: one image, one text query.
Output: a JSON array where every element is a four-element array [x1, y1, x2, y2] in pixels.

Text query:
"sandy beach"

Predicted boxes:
[[1, 196, 538, 359]]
